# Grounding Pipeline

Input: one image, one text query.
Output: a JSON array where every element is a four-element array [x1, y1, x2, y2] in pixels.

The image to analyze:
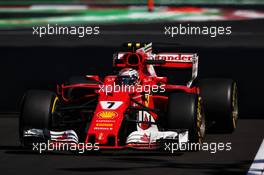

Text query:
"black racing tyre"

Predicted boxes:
[[19, 90, 58, 146], [167, 93, 205, 144], [198, 79, 238, 133]]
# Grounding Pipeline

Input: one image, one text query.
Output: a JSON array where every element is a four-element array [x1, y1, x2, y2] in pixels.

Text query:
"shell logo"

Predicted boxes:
[[97, 111, 118, 119]]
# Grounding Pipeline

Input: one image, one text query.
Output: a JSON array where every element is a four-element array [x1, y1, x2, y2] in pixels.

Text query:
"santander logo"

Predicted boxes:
[[154, 53, 193, 62]]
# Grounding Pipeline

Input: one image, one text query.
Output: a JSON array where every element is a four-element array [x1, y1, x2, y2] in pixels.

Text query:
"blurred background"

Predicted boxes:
[[1, 0, 264, 29]]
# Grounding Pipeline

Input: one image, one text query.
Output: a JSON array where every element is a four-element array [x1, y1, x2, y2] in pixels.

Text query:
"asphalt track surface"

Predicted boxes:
[[0, 115, 263, 175]]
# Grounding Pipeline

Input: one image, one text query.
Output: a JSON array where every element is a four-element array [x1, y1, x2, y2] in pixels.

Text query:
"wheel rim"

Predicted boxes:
[[232, 83, 238, 128], [51, 96, 59, 114], [197, 97, 205, 143], [50, 96, 59, 128]]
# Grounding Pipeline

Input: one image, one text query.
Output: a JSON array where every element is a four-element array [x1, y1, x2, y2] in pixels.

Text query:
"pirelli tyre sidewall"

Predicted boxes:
[[19, 90, 58, 146], [167, 93, 205, 144], [198, 79, 238, 133]]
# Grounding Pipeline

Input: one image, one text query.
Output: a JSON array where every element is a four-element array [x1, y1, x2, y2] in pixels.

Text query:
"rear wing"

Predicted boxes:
[[150, 53, 198, 87]]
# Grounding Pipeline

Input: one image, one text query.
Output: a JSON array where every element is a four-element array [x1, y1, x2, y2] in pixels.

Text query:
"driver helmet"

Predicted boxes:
[[117, 68, 139, 85]]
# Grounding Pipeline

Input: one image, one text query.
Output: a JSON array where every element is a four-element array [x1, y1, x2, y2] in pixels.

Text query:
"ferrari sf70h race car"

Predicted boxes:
[[19, 43, 238, 152]]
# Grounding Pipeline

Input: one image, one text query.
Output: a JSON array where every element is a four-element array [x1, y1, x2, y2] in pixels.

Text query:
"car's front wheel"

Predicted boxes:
[[166, 93, 205, 144], [19, 90, 58, 146]]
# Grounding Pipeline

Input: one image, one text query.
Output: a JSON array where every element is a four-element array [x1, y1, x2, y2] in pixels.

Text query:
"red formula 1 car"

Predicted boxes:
[[19, 43, 238, 151]]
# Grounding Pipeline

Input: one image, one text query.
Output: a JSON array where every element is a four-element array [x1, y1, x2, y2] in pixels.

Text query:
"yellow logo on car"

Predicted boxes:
[[97, 111, 118, 119], [96, 123, 113, 127]]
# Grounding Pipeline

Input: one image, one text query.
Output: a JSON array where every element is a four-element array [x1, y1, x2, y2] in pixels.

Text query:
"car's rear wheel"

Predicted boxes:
[[198, 79, 238, 133], [19, 90, 58, 146], [167, 93, 205, 144]]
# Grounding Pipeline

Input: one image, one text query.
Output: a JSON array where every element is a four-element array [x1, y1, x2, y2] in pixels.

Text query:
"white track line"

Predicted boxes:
[[248, 139, 264, 175]]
